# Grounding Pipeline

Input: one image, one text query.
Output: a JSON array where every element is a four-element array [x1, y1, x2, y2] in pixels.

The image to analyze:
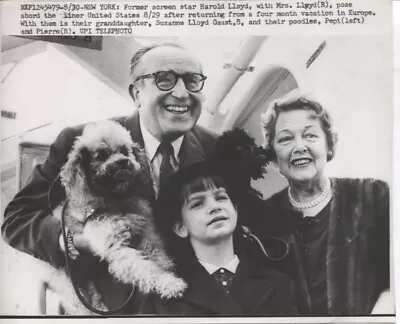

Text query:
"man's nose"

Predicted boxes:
[[171, 78, 189, 99]]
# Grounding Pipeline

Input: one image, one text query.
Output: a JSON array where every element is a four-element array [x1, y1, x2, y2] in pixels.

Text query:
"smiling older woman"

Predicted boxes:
[[248, 90, 391, 315]]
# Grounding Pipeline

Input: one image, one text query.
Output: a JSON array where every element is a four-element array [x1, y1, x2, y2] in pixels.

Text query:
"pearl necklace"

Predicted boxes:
[[288, 179, 332, 210]]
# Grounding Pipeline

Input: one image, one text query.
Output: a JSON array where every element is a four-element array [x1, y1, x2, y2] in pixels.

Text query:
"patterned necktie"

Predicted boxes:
[[158, 142, 175, 190], [212, 268, 235, 293]]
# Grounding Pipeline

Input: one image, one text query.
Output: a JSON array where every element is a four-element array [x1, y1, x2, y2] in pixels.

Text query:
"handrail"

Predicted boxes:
[[204, 36, 267, 115]]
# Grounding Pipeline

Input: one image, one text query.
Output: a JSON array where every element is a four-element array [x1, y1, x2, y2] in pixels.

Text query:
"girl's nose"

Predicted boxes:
[[208, 197, 222, 214], [209, 206, 222, 215]]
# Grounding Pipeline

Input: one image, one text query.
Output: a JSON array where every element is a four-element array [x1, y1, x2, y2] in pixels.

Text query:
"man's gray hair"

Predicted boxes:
[[129, 42, 201, 81]]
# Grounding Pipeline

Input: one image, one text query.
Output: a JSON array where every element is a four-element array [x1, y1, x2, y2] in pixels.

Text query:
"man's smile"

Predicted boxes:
[[164, 105, 189, 114]]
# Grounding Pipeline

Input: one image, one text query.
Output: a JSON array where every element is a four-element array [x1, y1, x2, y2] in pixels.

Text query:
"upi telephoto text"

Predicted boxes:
[[16, 1, 379, 35]]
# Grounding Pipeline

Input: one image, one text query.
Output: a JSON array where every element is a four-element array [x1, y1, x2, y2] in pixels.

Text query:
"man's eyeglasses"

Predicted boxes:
[[134, 71, 207, 93]]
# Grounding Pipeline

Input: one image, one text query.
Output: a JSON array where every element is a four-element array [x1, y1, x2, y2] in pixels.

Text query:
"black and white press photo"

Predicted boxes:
[[0, 33, 394, 321]]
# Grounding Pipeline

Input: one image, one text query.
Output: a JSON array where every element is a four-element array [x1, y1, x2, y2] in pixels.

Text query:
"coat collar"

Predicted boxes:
[[230, 258, 282, 315], [325, 177, 371, 314], [180, 258, 278, 315], [326, 178, 375, 254], [181, 262, 242, 315]]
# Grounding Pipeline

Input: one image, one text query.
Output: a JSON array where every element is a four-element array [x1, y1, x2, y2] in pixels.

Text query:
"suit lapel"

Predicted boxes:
[[117, 112, 145, 148], [179, 129, 207, 167], [230, 259, 277, 315], [117, 112, 158, 201], [181, 262, 244, 315], [120, 113, 207, 168]]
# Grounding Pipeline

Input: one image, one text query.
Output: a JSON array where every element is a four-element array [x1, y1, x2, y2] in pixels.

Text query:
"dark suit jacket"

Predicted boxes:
[[1, 112, 217, 313], [138, 257, 298, 316]]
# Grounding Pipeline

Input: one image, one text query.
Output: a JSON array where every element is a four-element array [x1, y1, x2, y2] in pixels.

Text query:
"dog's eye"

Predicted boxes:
[[95, 149, 109, 161], [120, 146, 129, 156]]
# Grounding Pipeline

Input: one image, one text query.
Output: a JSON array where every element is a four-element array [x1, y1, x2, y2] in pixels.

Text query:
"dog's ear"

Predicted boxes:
[[60, 145, 89, 197]]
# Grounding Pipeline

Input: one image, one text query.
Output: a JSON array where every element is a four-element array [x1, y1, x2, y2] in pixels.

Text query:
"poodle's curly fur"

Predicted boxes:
[[44, 120, 187, 314]]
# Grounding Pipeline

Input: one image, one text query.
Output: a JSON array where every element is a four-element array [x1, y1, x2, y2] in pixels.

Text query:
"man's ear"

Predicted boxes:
[[173, 222, 188, 238], [128, 84, 140, 107]]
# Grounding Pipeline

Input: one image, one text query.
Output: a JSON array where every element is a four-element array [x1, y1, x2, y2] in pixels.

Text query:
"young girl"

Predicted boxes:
[[138, 161, 298, 315]]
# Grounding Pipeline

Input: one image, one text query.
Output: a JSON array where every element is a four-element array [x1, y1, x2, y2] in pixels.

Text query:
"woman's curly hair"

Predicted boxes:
[[261, 90, 338, 161]]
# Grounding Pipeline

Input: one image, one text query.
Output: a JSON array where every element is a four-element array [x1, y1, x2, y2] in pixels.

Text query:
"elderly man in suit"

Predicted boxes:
[[1, 42, 217, 313]]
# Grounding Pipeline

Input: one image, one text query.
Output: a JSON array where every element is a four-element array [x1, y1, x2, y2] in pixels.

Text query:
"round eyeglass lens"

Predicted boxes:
[[155, 71, 176, 90], [185, 74, 203, 92]]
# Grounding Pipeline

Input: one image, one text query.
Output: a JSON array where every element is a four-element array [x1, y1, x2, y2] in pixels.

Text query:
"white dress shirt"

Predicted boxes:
[[199, 255, 240, 274], [139, 118, 183, 195]]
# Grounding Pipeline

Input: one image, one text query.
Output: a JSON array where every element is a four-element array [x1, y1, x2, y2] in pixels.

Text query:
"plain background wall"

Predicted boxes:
[[220, 35, 392, 187]]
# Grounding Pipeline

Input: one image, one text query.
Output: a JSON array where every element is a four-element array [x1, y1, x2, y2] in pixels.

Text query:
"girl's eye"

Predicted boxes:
[[190, 201, 203, 209], [216, 194, 228, 201]]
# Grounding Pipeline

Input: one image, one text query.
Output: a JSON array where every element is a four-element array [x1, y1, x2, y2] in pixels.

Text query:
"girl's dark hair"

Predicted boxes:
[[168, 175, 233, 226], [154, 126, 272, 272], [154, 166, 242, 270]]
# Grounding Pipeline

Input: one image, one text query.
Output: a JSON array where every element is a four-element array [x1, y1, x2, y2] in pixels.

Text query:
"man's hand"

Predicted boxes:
[[54, 206, 94, 257], [71, 231, 95, 255], [58, 228, 95, 259]]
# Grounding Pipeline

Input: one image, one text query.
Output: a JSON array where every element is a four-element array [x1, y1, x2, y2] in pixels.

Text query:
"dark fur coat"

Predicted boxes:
[[247, 178, 390, 315]]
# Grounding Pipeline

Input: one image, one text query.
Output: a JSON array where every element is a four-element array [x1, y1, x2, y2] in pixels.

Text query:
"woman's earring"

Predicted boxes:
[[327, 151, 333, 160]]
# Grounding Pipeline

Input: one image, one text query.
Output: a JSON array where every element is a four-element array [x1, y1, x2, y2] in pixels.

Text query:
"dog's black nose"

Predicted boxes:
[[116, 159, 132, 170]]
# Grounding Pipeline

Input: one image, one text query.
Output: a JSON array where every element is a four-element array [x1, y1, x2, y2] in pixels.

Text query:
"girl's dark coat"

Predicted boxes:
[[138, 256, 298, 315]]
